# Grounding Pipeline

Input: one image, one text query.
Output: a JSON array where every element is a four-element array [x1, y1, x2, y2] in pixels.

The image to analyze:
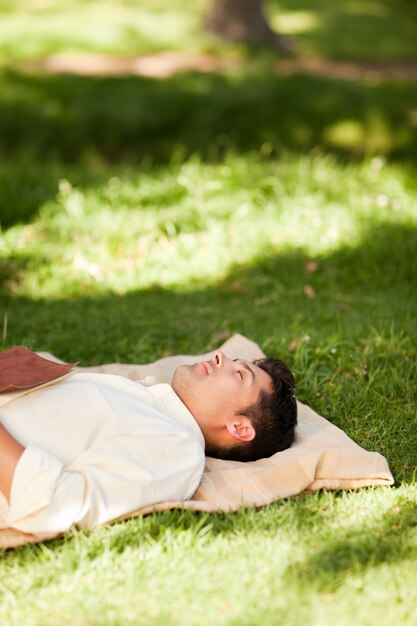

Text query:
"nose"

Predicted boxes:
[[212, 350, 226, 368]]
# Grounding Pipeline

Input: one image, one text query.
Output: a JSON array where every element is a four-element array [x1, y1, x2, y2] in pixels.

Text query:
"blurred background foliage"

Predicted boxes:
[[0, 0, 416, 61], [0, 0, 416, 228]]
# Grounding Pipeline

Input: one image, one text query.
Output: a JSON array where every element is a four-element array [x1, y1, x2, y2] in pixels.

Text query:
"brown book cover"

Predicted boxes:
[[0, 346, 75, 394]]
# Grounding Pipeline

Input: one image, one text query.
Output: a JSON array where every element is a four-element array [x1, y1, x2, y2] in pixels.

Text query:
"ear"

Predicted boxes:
[[226, 418, 256, 443]]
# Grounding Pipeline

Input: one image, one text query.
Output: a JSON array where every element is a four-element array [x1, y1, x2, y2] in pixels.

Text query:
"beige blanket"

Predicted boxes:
[[0, 334, 394, 549]]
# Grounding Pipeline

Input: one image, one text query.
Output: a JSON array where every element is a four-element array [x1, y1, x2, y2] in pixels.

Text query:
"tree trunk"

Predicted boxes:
[[204, 0, 293, 52]]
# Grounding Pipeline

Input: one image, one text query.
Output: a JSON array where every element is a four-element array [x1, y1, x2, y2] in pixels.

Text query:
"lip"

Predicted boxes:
[[200, 361, 209, 375]]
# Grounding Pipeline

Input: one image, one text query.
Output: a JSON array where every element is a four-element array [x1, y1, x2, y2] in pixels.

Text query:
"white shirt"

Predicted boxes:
[[0, 373, 205, 538]]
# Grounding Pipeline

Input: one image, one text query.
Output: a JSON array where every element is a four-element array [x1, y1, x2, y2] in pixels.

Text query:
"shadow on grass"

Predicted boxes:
[[272, 0, 417, 62], [8, 487, 416, 581], [0, 254, 32, 288], [284, 495, 417, 592], [0, 66, 416, 227]]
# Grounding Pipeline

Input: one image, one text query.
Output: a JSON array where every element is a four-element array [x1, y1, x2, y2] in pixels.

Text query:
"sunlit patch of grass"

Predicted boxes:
[[271, 11, 320, 35], [0, 0, 214, 63], [1, 152, 414, 299], [323, 114, 409, 154]]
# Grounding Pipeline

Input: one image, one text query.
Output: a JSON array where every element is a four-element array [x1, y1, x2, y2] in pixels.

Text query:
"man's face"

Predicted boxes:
[[172, 350, 272, 447]]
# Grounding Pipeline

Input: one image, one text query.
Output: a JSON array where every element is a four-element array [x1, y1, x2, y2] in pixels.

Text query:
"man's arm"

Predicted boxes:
[[0, 423, 25, 502], [4, 430, 204, 537]]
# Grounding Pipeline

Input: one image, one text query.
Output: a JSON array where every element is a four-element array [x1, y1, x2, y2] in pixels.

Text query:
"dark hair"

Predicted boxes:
[[206, 357, 297, 462]]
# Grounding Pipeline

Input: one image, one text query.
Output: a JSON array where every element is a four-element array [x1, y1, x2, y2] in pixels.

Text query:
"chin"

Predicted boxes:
[[172, 364, 204, 418], [172, 364, 192, 395]]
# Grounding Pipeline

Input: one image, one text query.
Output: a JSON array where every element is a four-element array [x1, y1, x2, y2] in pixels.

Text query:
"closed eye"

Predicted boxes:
[[233, 359, 255, 385]]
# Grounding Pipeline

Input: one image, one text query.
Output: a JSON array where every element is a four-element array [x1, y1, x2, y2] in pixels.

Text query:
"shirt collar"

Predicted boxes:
[[147, 383, 205, 448]]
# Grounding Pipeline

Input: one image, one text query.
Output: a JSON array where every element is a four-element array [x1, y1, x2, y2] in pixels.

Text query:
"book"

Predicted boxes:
[[0, 346, 75, 394]]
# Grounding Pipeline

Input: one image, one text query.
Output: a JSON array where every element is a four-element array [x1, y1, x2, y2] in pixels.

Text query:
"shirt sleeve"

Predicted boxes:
[[6, 431, 205, 538]]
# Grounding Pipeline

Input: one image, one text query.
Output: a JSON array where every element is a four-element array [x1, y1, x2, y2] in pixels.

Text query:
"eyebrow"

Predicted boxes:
[[233, 359, 255, 385]]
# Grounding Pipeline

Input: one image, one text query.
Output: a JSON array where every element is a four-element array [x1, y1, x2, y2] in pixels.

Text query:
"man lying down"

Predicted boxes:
[[0, 350, 297, 537]]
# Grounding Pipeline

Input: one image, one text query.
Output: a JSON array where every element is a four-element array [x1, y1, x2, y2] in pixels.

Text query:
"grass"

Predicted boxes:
[[0, 1, 416, 625], [1, 488, 417, 625]]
